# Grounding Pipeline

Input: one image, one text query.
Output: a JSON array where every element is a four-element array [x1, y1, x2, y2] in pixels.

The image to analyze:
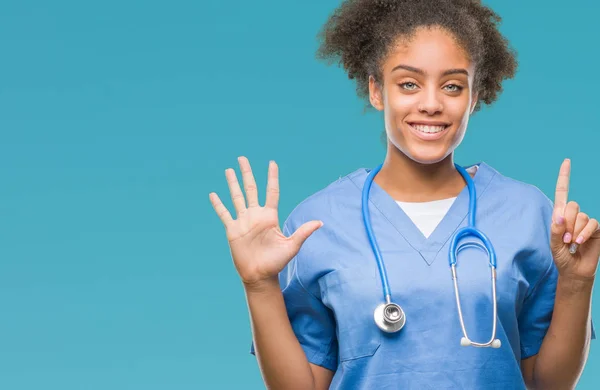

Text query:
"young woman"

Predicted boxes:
[[209, 0, 599, 388]]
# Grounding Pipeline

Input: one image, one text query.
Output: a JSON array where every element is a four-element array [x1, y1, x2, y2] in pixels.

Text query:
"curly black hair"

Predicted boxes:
[[316, 0, 517, 113]]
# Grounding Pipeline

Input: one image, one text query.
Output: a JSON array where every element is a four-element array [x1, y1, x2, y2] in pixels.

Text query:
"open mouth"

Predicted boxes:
[[408, 123, 449, 134]]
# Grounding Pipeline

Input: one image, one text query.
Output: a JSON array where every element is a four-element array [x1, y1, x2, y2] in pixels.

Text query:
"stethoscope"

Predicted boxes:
[[361, 163, 501, 348]]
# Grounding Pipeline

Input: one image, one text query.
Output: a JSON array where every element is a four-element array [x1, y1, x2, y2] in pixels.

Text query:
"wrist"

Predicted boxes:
[[243, 276, 280, 294], [557, 275, 594, 296]]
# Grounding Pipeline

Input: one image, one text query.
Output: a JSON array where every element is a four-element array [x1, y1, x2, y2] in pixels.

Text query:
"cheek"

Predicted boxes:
[[386, 92, 416, 121], [446, 97, 472, 124], [450, 112, 471, 147]]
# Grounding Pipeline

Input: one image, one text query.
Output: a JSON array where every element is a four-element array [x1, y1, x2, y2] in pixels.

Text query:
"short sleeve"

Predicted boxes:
[[518, 259, 558, 359], [250, 222, 338, 371], [518, 260, 596, 360]]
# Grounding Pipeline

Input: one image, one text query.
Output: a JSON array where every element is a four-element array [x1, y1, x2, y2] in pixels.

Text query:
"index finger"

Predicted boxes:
[[554, 158, 571, 216]]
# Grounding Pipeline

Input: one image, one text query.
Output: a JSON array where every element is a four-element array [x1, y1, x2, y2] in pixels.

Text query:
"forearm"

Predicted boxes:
[[533, 277, 593, 389], [245, 278, 316, 390]]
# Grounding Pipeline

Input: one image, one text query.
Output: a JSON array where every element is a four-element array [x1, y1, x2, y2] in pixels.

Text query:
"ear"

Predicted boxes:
[[369, 75, 384, 111], [469, 91, 479, 114]]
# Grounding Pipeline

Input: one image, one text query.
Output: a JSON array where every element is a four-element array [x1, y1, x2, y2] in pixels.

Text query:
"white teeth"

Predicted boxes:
[[411, 124, 446, 133]]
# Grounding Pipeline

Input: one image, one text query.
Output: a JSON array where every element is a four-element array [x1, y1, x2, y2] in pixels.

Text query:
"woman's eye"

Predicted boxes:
[[400, 82, 418, 90], [444, 84, 463, 92]]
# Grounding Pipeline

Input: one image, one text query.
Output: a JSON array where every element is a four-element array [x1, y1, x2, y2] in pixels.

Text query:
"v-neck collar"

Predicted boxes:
[[349, 162, 497, 266]]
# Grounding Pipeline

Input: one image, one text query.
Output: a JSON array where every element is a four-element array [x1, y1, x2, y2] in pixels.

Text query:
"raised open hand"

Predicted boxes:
[[550, 159, 600, 282], [209, 157, 323, 286]]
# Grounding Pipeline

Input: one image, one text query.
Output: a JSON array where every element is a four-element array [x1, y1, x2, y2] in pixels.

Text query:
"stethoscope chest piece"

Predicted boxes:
[[374, 302, 405, 333]]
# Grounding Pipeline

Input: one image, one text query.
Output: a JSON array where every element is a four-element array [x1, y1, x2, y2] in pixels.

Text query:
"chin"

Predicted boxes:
[[407, 151, 450, 165], [387, 126, 458, 166], [391, 138, 452, 165]]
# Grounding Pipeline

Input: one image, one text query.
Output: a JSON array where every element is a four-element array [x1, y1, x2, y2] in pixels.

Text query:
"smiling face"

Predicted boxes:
[[369, 26, 478, 165]]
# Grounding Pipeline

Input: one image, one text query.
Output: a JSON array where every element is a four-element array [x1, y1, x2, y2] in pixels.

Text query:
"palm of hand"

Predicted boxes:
[[210, 157, 323, 286], [227, 206, 297, 284]]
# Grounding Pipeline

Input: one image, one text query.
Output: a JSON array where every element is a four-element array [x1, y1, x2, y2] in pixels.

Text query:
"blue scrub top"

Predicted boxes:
[[250, 162, 595, 389]]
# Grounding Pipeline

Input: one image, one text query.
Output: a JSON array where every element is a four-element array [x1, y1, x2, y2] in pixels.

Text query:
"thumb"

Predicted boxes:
[[550, 211, 567, 253], [289, 220, 324, 249]]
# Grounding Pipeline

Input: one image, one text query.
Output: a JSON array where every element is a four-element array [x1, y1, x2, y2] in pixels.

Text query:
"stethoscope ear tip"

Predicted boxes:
[[460, 337, 502, 348]]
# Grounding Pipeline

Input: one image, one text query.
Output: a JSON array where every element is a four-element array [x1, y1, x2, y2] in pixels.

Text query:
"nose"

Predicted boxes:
[[418, 87, 443, 115]]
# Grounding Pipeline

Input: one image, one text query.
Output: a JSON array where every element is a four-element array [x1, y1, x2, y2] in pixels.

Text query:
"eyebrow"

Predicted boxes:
[[391, 64, 469, 77]]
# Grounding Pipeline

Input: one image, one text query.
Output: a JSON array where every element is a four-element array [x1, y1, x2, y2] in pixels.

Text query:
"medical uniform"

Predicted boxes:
[[251, 162, 594, 389]]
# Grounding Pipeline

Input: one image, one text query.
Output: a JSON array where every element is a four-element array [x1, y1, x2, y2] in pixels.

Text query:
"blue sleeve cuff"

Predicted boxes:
[[249, 342, 338, 372], [520, 319, 596, 360]]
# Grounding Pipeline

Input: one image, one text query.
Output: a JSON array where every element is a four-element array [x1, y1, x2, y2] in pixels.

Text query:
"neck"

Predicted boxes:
[[374, 144, 467, 202]]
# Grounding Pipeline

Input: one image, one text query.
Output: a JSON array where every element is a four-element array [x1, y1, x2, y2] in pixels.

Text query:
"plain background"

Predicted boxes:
[[1, 0, 599, 388]]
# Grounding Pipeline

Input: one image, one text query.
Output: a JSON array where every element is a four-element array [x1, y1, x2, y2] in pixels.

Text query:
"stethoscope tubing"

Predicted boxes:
[[362, 162, 500, 346], [361, 163, 392, 303]]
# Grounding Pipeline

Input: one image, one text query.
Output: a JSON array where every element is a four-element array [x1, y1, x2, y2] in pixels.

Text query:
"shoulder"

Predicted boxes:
[[282, 167, 367, 232], [280, 167, 368, 291], [480, 163, 557, 290], [482, 162, 554, 221]]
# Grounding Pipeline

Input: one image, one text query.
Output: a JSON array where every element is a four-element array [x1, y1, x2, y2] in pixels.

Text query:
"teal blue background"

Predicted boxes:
[[1, 0, 598, 388]]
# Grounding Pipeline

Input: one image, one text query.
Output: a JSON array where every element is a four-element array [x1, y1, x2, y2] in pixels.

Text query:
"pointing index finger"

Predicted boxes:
[[554, 158, 571, 218]]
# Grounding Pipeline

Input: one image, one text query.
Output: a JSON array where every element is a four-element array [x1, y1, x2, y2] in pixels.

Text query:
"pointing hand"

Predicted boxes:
[[550, 159, 600, 282]]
